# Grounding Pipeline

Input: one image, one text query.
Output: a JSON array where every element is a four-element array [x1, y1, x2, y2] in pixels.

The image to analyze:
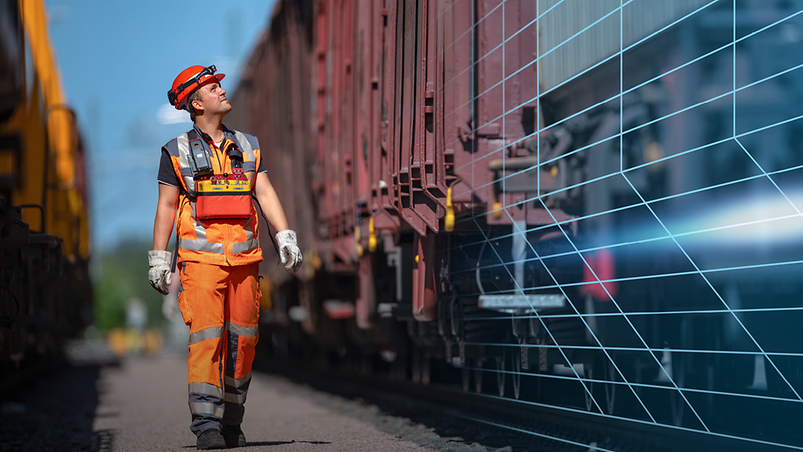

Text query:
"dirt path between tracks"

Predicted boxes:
[[93, 351, 500, 452], [1, 343, 508, 452]]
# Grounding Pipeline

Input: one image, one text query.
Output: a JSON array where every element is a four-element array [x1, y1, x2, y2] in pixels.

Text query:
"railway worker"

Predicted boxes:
[[148, 65, 302, 450]]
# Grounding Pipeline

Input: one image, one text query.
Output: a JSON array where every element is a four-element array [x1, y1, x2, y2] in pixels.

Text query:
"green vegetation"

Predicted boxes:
[[92, 240, 168, 333]]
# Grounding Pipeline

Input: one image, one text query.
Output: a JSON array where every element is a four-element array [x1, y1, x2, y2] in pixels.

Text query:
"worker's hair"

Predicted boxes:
[[187, 89, 204, 122]]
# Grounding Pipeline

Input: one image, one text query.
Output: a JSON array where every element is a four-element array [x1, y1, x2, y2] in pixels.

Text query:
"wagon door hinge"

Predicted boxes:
[[423, 82, 435, 115]]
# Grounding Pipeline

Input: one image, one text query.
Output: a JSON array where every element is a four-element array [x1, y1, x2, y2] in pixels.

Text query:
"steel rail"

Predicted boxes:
[[255, 357, 794, 452]]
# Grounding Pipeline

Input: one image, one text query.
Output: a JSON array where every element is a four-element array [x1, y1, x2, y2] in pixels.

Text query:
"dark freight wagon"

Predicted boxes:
[[0, 0, 93, 385]]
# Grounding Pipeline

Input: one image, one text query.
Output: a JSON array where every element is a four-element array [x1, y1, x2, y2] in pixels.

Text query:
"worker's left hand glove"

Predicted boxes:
[[275, 230, 302, 272], [148, 250, 173, 295]]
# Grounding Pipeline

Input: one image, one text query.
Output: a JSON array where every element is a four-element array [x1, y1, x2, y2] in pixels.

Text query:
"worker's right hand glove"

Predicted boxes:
[[275, 229, 302, 272], [148, 250, 173, 295]]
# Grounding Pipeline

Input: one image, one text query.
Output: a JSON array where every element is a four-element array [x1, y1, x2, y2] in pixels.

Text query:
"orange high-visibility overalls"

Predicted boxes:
[[163, 125, 263, 435]]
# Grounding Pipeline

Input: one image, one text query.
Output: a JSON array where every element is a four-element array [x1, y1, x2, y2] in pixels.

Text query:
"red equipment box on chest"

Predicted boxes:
[[194, 169, 251, 220]]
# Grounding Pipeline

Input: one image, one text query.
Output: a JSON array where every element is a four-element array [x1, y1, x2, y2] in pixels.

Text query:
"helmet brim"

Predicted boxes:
[[175, 72, 227, 110], [198, 72, 226, 88]]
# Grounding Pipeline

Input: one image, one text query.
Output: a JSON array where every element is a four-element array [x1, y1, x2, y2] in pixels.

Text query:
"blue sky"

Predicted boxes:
[[45, 0, 277, 253]]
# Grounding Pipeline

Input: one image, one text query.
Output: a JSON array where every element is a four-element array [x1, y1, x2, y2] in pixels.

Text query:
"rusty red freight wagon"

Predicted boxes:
[[231, 0, 572, 324], [229, 0, 601, 380], [228, 1, 803, 445]]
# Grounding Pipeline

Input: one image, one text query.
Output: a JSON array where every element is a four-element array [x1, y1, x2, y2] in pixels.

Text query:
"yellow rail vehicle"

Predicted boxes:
[[0, 0, 91, 379]]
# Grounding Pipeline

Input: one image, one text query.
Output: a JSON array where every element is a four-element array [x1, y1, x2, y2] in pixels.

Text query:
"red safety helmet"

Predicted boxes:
[[167, 65, 226, 110]]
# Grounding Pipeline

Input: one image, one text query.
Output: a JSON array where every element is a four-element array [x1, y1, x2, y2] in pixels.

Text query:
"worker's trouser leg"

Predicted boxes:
[[177, 262, 261, 436]]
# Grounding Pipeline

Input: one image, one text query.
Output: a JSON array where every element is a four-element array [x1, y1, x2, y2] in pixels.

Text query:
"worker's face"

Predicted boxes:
[[192, 82, 231, 116]]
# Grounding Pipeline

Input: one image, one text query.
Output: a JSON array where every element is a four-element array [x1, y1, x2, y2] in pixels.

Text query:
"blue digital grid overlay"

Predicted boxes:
[[439, 0, 803, 449]]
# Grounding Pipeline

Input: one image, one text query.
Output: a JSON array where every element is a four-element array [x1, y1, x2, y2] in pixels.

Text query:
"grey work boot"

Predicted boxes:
[[197, 429, 226, 450], [222, 425, 247, 448]]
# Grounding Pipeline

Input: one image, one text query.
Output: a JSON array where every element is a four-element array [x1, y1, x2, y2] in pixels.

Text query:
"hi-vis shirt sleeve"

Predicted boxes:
[[157, 149, 180, 186]]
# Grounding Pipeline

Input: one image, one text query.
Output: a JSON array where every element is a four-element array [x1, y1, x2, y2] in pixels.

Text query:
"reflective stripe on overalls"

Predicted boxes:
[[178, 253, 261, 434]]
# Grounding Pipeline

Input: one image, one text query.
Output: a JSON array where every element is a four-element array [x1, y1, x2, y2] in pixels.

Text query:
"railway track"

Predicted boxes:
[[257, 356, 792, 452]]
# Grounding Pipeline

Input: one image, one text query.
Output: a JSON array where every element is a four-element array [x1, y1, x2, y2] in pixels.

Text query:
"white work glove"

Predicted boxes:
[[148, 250, 173, 295], [275, 230, 302, 272]]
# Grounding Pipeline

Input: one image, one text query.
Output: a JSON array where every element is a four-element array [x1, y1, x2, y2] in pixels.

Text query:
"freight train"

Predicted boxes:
[[0, 0, 92, 385], [230, 0, 803, 446]]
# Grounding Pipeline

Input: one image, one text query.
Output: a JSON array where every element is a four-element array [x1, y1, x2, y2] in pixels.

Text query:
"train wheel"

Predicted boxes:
[[411, 349, 422, 384], [603, 357, 617, 415], [474, 359, 484, 393], [670, 319, 690, 426], [669, 355, 687, 426], [495, 354, 506, 397], [583, 363, 596, 412], [411, 348, 431, 385], [462, 366, 471, 392], [390, 353, 407, 382], [512, 346, 522, 400], [584, 356, 618, 414], [421, 353, 431, 385]]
